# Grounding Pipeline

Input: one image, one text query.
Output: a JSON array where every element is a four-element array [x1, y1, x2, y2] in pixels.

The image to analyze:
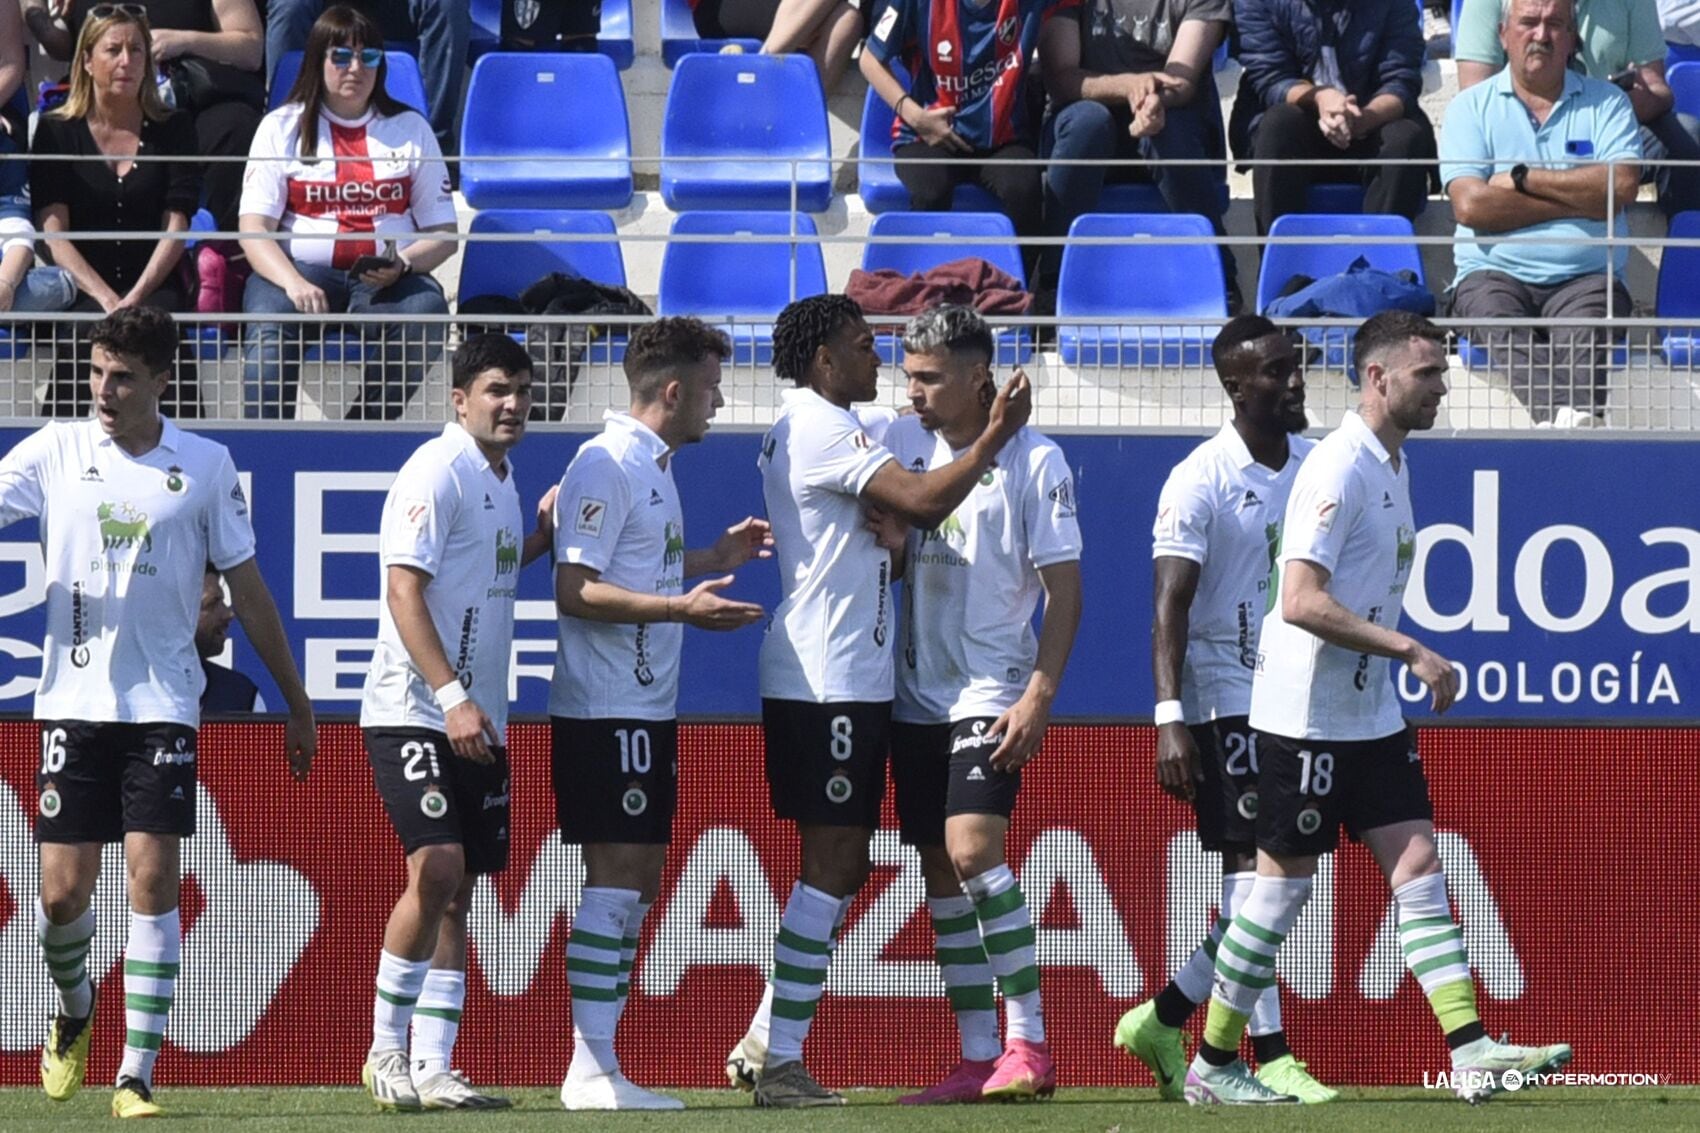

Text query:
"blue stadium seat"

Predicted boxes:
[[661, 0, 762, 66], [459, 210, 629, 363], [1658, 210, 1700, 365], [1670, 41, 1700, 70], [661, 54, 832, 212], [1056, 213, 1227, 367], [860, 212, 1031, 364], [269, 50, 427, 115], [460, 53, 633, 210], [1669, 60, 1700, 117], [469, 0, 498, 59], [858, 61, 998, 214], [598, 0, 636, 69], [657, 211, 827, 364], [1256, 213, 1425, 370]]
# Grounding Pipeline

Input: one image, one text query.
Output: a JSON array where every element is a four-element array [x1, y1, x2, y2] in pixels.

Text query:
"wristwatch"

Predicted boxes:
[[1511, 163, 1530, 194]]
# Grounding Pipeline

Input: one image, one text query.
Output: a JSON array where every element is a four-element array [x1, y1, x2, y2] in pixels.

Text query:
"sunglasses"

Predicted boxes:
[[89, 4, 148, 17], [327, 46, 384, 70]]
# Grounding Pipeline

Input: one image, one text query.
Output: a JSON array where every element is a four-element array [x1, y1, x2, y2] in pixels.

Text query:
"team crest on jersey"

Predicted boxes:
[[622, 784, 649, 816], [420, 787, 448, 819], [96, 502, 152, 553], [1296, 807, 1322, 835], [825, 772, 854, 804], [1236, 791, 1259, 821], [513, 0, 540, 29], [576, 497, 607, 537], [164, 465, 186, 494], [495, 529, 519, 575], [1048, 477, 1077, 516], [39, 785, 61, 818]]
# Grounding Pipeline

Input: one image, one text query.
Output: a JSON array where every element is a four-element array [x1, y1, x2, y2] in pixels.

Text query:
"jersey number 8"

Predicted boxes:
[[829, 716, 853, 762]]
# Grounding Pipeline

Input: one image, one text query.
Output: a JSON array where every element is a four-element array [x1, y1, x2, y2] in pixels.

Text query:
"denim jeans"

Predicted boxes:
[[264, 0, 469, 156], [241, 258, 447, 419]]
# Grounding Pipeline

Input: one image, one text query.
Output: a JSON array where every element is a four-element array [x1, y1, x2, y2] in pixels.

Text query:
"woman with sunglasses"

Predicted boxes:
[[29, 3, 203, 418], [237, 4, 455, 419], [25, 0, 266, 236]]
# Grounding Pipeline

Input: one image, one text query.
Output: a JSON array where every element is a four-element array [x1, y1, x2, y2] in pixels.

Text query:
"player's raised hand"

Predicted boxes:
[[986, 370, 1033, 445], [715, 516, 774, 570], [986, 694, 1051, 772], [862, 504, 909, 552], [285, 704, 317, 782], [1408, 643, 1458, 714], [675, 575, 765, 631], [1155, 721, 1201, 803], [445, 699, 499, 763]]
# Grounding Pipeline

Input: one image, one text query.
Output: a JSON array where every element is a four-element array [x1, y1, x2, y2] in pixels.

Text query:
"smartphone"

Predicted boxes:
[[1607, 66, 1637, 90], [348, 254, 397, 276]]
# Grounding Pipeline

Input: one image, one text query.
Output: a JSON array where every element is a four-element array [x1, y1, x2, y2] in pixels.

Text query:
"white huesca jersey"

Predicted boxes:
[[0, 418, 255, 727], [550, 413, 685, 721], [759, 387, 898, 703], [889, 419, 1082, 724], [1250, 412, 1417, 741], [239, 103, 456, 270], [361, 423, 524, 737], [1153, 425, 1316, 722]]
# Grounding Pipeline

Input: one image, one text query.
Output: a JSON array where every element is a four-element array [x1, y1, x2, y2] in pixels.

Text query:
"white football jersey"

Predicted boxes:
[[888, 419, 1082, 724], [550, 413, 686, 721], [1152, 424, 1315, 722], [758, 387, 897, 703], [361, 424, 524, 737], [1250, 412, 1417, 741], [0, 418, 255, 727]]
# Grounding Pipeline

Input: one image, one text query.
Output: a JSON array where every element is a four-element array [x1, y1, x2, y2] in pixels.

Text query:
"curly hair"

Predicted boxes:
[[624, 317, 733, 402], [771, 294, 864, 384]]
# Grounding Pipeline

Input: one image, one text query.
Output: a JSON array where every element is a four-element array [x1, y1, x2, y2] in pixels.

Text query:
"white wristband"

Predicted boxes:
[[1153, 699, 1186, 727], [435, 679, 470, 713]]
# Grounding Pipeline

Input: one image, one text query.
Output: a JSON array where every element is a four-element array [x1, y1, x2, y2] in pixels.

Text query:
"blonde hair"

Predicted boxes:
[[52, 9, 171, 123]]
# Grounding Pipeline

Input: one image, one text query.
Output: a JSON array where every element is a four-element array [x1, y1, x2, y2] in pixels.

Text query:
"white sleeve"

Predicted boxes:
[[555, 449, 633, 575], [407, 115, 458, 229], [238, 110, 292, 220], [1025, 443, 1082, 568], [1151, 463, 1212, 565], [380, 456, 458, 577], [205, 449, 258, 571], [798, 409, 896, 497], [0, 212, 31, 258], [855, 405, 900, 446], [1279, 452, 1356, 575], [0, 425, 56, 529]]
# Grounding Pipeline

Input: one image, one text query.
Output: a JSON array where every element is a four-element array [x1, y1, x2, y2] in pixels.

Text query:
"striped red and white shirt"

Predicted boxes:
[[239, 103, 456, 269]]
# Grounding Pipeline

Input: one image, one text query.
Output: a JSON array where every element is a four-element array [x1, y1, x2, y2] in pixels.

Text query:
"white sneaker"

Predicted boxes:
[[361, 1049, 421, 1111], [414, 1068, 512, 1110], [1450, 1036, 1573, 1104], [725, 1031, 767, 1091], [1184, 1057, 1300, 1106], [1552, 406, 1604, 428], [560, 1068, 685, 1110]]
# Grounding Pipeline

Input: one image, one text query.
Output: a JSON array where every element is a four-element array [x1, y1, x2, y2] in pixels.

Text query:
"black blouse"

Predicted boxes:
[[29, 111, 202, 294]]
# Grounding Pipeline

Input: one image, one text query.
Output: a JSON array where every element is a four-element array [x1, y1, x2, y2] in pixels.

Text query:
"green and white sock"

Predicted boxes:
[[410, 968, 465, 1079], [117, 909, 179, 1087], [767, 883, 839, 1063], [1201, 876, 1311, 1057], [1394, 874, 1481, 1038], [614, 898, 650, 1021], [371, 950, 430, 1056], [567, 887, 638, 1078], [929, 894, 1000, 1061], [36, 902, 95, 1019], [965, 865, 1044, 1044]]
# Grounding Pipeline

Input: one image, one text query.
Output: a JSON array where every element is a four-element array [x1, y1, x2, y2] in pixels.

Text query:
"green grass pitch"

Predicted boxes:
[[4, 1087, 1700, 1131]]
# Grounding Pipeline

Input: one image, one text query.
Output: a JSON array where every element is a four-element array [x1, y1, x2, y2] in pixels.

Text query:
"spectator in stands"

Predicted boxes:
[[238, 4, 455, 420], [1456, 0, 1700, 216], [1442, 0, 1641, 427], [1230, 0, 1435, 235], [861, 0, 1066, 245], [1038, 0, 1239, 306], [264, 0, 467, 161], [26, 0, 266, 233], [1, 2, 78, 321], [198, 566, 266, 712], [695, 0, 867, 88], [30, 5, 203, 418]]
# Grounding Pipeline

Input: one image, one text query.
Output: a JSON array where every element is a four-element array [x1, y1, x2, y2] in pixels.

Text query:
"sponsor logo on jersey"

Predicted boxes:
[[483, 492, 495, 510], [1395, 523, 1416, 578], [1314, 499, 1339, 533], [152, 736, 197, 766], [400, 497, 430, 530], [1263, 521, 1283, 614], [1241, 489, 1261, 508], [922, 512, 967, 548], [873, 560, 889, 647], [850, 431, 871, 451], [96, 502, 152, 553], [170, 786, 186, 801], [576, 497, 606, 537], [663, 520, 685, 568], [996, 16, 1016, 43], [1049, 477, 1077, 516], [454, 606, 478, 684], [634, 623, 655, 687], [936, 39, 953, 61], [910, 457, 925, 470], [874, 5, 897, 43], [950, 721, 993, 755], [495, 529, 519, 576], [69, 581, 91, 668], [81, 465, 102, 482], [649, 489, 665, 507], [1382, 490, 1396, 509], [966, 766, 986, 782]]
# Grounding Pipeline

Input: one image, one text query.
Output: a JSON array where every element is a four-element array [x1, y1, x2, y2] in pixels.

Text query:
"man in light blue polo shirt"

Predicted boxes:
[[1441, 0, 1641, 426]]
